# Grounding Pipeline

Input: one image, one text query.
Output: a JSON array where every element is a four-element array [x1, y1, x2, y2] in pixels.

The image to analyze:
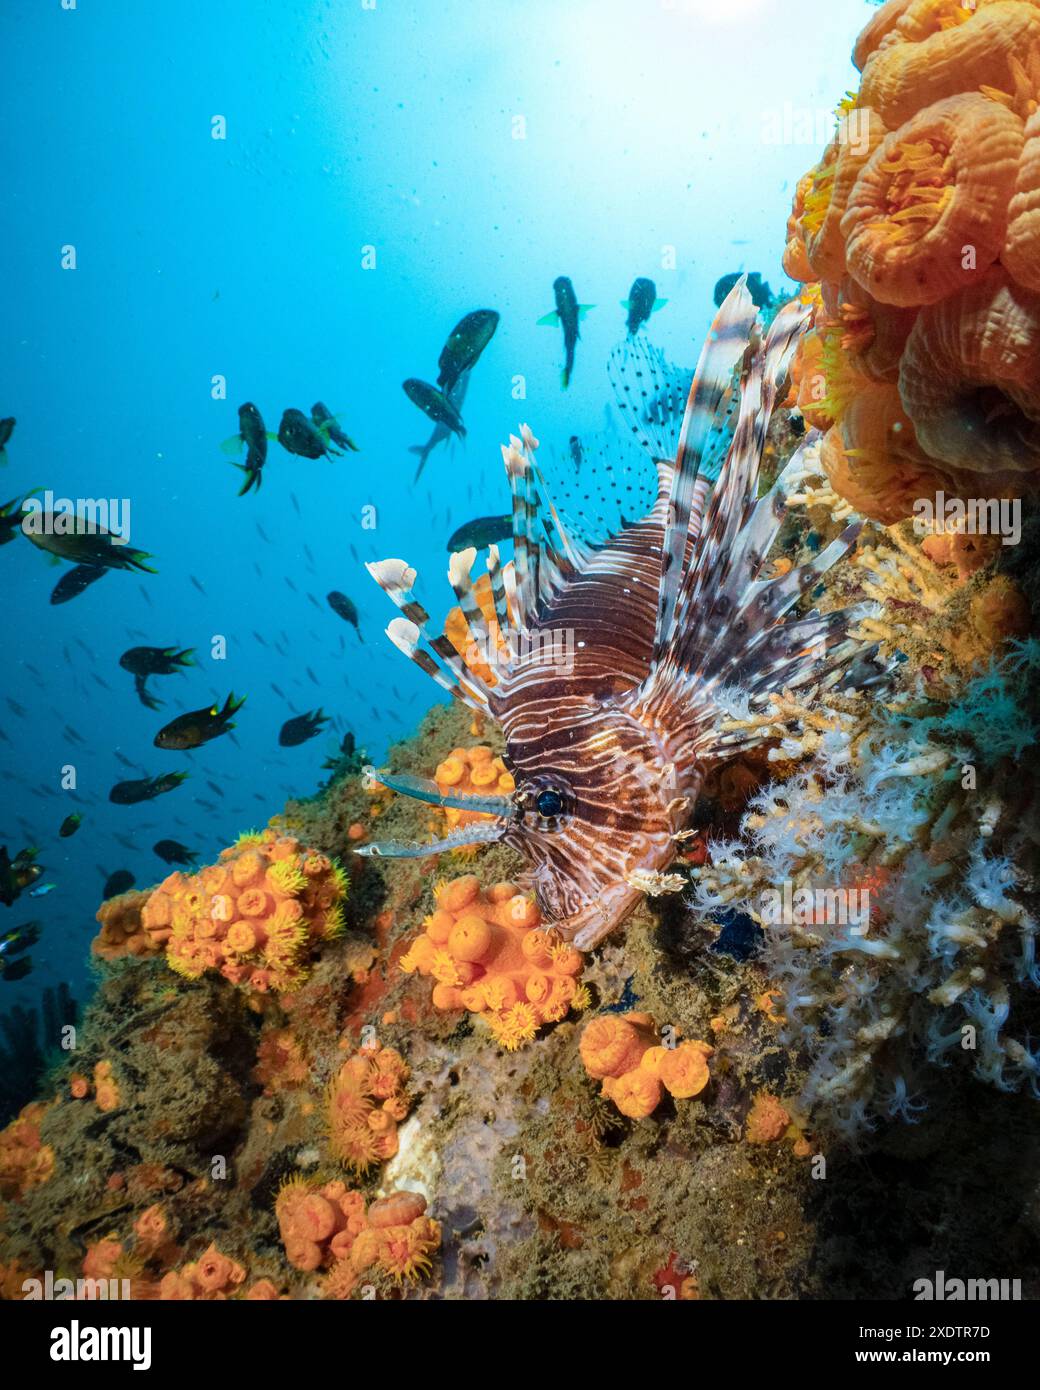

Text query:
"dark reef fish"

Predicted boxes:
[[0, 846, 43, 906], [279, 708, 329, 746], [0, 921, 39, 967], [409, 371, 470, 482], [22, 514, 155, 572], [59, 813, 82, 838], [102, 869, 135, 898], [50, 563, 109, 605], [1, 491, 39, 546], [621, 277, 666, 335], [109, 772, 189, 805], [278, 408, 341, 459], [153, 839, 198, 866], [311, 402, 359, 453], [121, 646, 195, 711], [447, 515, 513, 552], [327, 590, 363, 640], [223, 402, 269, 494], [714, 271, 773, 310], [153, 693, 245, 750], [359, 283, 881, 949], [120, 645, 195, 677], [0, 418, 14, 466], [403, 378, 466, 444], [538, 276, 593, 389], [437, 309, 499, 393]]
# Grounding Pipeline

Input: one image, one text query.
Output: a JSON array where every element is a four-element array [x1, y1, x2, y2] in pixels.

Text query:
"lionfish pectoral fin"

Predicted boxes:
[[355, 820, 510, 859], [364, 766, 515, 817]]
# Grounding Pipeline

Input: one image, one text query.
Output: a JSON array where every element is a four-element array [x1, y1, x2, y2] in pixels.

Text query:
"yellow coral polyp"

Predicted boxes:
[[399, 875, 587, 1047]]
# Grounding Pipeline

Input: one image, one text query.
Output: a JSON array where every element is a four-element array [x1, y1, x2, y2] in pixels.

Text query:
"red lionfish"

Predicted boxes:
[[359, 282, 879, 950]]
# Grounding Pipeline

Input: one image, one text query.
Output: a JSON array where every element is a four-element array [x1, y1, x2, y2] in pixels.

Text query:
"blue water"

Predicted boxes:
[[1, 0, 870, 1013]]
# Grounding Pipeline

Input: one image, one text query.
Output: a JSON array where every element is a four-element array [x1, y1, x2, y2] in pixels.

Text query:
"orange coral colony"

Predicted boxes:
[[399, 873, 588, 1049], [275, 1178, 438, 1295], [158, 1243, 247, 1300], [783, 0, 1040, 519], [327, 1044, 411, 1174], [140, 829, 347, 994], [579, 1013, 713, 1119], [0, 1103, 55, 1201], [91, 888, 166, 961]]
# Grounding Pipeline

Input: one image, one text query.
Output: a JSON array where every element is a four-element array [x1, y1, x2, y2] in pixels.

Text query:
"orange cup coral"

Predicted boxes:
[[92, 889, 166, 961], [782, 0, 1040, 516], [841, 94, 1023, 307], [857, 1, 1040, 132], [93, 1060, 121, 1114], [579, 1013, 713, 1119], [327, 1044, 410, 1174], [158, 1243, 246, 1300], [0, 1103, 55, 1200], [141, 829, 348, 994], [898, 267, 1040, 480], [275, 1177, 439, 1296], [399, 874, 588, 1049]]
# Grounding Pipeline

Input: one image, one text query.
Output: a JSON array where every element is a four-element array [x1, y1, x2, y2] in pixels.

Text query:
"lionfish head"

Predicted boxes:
[[501, 707, 689, 949]]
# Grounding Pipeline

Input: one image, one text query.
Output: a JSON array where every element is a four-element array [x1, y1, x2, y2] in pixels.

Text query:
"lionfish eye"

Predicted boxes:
[[535, 789, 564, 818]]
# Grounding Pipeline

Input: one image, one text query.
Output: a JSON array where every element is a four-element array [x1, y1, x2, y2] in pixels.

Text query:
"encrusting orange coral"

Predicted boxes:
[[327, 1044, 411, 1174], [399, 874, 589, 1049], [93, 1060, 121, 1113], [579, 1014, 713, 1119], [91, 889, 166, 961], [0, 1103, 55, 1201], [158, 1243, 246, 1300], [275, 1177, 439, 1297], [140, 829, 348, 994]]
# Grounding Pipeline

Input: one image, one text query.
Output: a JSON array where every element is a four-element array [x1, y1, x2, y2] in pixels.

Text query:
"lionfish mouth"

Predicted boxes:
[[352, 766, 515, 858]]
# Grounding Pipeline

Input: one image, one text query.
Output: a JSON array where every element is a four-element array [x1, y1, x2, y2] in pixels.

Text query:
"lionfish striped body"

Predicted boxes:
[[360, 283, 878, 950]]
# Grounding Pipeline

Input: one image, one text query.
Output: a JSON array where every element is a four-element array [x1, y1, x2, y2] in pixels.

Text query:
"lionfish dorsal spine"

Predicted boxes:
[[652, 281, 759, 663], [629, 286, 879, 748]]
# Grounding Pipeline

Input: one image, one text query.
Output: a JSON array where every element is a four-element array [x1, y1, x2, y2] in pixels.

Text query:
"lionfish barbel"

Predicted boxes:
[[359, 282, 878, 950]]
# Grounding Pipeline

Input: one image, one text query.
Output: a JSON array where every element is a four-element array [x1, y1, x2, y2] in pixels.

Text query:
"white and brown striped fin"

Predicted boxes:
[[667, 298, 811, 676], [367, 558, 494, 714], [485, 544, 514, 631], [448, 546, 492, 645], [652, 280, 759, 661], [503, 434, 542, 628]]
